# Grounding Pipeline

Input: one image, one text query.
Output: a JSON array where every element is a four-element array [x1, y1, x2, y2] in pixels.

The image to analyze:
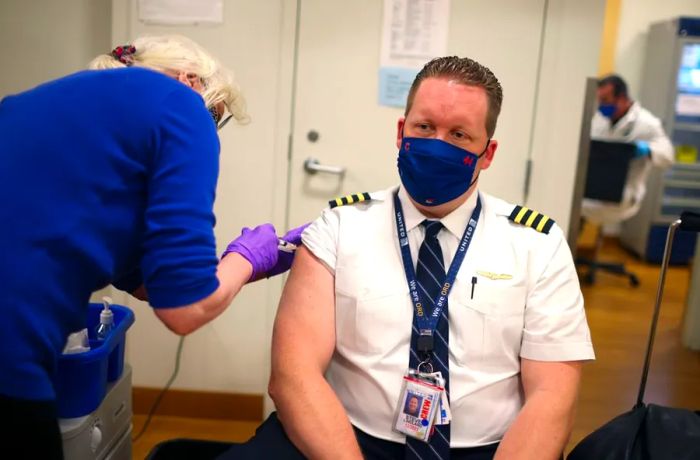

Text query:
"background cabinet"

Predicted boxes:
[[621, 17, 700, 264]]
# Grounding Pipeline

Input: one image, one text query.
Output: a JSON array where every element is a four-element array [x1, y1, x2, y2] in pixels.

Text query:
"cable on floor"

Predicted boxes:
[[132, 335, 185, 442]]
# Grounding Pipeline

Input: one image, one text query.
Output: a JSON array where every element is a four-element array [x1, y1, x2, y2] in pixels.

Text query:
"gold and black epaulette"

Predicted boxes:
[[328, 192, 372, 209], [508, 205, 555, 234]]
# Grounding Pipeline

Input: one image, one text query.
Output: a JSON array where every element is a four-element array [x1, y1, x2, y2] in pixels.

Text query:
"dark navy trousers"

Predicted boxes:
[[214, 412, 498, 460]]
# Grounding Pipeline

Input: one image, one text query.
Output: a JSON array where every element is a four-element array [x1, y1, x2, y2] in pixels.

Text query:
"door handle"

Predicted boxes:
[[303, 157, 346, 177]]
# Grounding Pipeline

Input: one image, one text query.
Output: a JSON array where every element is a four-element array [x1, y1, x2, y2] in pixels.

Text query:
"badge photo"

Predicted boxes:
[[393, 375, 443, 442]]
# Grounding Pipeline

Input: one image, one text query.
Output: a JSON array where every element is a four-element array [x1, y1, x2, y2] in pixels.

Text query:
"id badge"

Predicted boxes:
[[426, 372, 451, 425], [438, 387, 452, 425], [393, 372, 443, 441]]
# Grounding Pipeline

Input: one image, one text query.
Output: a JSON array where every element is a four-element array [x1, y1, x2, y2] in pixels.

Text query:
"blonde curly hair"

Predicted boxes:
[[89, 34, 249, 124]]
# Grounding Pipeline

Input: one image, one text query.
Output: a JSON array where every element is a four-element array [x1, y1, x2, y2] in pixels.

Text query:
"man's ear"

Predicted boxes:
[[479, 139, 498, 171], [396, 118, 406, 150]]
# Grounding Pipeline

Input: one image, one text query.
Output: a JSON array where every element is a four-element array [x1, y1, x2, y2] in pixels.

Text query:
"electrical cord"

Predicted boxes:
[[132, 335, 185, 442]]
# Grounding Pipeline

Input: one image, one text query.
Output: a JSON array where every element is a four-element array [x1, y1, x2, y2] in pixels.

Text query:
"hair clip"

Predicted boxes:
[[111, 45, 136, 66]]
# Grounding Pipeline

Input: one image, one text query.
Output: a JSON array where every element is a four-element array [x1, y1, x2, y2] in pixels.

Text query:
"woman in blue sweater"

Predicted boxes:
[[0, 35, 304, 458]]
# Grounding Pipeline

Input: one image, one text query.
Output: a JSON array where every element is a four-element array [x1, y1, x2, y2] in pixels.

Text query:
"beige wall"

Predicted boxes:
[[110, 0, 291, 395], [527, 0, 606, 234], [0, 0, 111, 98], [615, 0, 700, 98]]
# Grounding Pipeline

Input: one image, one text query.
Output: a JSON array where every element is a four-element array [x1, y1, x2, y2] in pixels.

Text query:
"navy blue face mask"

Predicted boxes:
[[397, 137, 489, 207], [598, 104, 616, 118]]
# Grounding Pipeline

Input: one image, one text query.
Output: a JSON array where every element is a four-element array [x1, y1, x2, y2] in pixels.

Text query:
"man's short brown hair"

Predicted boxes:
[[405, 56, 503, 137]]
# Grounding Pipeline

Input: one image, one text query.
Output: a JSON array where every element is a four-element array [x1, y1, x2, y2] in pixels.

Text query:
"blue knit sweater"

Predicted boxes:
[[0, 68, 220, 400]]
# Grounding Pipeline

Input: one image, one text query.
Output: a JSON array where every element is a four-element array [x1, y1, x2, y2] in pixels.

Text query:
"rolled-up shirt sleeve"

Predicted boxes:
[[301, 207, 340, 274], [520, 227, 595, 362]]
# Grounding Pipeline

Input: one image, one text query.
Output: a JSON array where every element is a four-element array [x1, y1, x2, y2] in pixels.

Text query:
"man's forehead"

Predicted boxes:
[[414, 78, 487, 99], [597, 83, 615, 96], [410, 79, 488, 118]]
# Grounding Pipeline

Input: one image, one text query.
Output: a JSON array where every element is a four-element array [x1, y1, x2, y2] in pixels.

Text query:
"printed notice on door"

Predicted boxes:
[[379, 0, 450, 107], [138, 0, 223, 25]]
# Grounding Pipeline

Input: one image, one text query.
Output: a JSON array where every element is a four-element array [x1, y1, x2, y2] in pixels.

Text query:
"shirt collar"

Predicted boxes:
[[612, 101, 640, 127], [397, 185, 479, 239]]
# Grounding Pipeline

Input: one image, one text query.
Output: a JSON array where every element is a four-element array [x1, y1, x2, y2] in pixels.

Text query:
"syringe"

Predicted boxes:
[[278, 239, 297, 253]]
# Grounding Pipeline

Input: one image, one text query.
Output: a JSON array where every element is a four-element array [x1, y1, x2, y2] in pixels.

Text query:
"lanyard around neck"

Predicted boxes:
[[393, 191, 482, 353]]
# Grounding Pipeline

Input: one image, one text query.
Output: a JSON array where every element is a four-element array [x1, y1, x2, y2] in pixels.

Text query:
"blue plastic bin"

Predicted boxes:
[[56, 303, 135, 418], [645, 224, 698, 265]]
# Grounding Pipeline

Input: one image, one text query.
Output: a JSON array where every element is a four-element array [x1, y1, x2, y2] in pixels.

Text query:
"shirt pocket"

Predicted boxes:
[[335, 265, 412, 356], [449, 278, 526, 370]]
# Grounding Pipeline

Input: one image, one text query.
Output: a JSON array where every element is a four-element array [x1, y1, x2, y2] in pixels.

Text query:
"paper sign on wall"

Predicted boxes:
[[138, 0, 223, 25], [379, 0, 450, 108]]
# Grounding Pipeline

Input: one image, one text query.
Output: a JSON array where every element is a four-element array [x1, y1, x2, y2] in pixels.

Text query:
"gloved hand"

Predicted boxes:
[[635, 140, 651, 157], [222, 224, 279, 281], [267, 223, 311, 277]]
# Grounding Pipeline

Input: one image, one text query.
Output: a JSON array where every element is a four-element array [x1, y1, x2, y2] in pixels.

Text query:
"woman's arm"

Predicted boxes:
[[153, 252, 252, 335]]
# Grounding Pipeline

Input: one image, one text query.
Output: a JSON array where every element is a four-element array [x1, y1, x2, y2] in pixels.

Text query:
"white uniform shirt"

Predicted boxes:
[[302, 186, 595, 447], [585, 102, 674, 223]]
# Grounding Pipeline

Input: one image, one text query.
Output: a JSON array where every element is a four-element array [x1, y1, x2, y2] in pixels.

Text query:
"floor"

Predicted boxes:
[[570, 240, 700, 450], [131, 240, 700, 459]]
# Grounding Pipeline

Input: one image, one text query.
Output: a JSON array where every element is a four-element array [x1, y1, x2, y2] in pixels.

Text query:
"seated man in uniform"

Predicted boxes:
[[229, 56, 595, 460]]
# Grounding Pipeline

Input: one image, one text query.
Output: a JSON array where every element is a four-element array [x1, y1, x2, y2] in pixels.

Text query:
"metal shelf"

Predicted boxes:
[[664, 178, 700, 189], [674, 122, 700, 132], [619, 21, 700, 259], [662, 196, 700, 207], [670, 162, 700, 171], [665, 163, 700, 182]]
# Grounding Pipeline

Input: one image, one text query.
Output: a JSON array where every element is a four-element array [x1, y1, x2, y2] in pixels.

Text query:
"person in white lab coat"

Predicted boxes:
[[583, 74, 674, 223]]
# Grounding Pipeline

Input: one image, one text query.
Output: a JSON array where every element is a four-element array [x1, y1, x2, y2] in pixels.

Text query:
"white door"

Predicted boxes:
[[112, 0, 292, 396], [287, 0, 548, 225]]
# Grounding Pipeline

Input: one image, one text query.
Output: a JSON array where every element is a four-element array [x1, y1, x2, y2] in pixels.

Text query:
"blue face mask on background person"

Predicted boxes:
[[598, 103, 616, 118], [397, 136, 488, 206]]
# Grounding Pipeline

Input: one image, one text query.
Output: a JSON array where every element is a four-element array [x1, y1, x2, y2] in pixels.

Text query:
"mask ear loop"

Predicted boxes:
[[469, 138, 491, 187], [478, 138, 491, 158]]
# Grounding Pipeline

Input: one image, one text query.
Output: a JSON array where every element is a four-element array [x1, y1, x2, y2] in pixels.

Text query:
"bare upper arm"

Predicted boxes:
[[521, 358, 583, 399], [271, 246, 336, 378]]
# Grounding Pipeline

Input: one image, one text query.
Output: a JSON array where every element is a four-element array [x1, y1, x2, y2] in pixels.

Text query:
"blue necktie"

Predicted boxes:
[[406, 220, 450, 460]]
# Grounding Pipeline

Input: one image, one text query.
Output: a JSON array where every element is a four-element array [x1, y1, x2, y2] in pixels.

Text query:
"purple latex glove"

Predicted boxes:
[[266, 223, 311, 278], [222, 224, 279, 281]]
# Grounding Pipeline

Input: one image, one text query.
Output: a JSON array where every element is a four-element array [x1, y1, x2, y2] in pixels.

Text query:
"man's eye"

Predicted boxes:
[[418, 124, 431, 131]]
